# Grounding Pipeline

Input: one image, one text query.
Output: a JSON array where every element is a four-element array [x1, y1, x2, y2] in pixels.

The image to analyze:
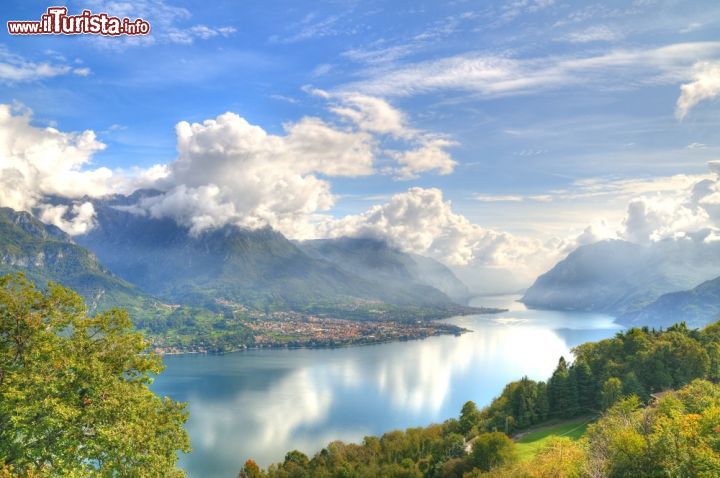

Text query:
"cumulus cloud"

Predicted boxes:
[[391, 138, 458, 180], [131, 111, 375, 236], [0, 104, 112, 214], [38, 202, 97, 236], [125, 93, 457, 236], [620, 162, 720, 243], [676, 61, 720, 119], [328, 93, 409, 137], [317, 187, 556, 270], [0, 94, 456, 238], [312, 186, 604, 290], [321, 91, 458, 178], [0, 103, 169, 235]]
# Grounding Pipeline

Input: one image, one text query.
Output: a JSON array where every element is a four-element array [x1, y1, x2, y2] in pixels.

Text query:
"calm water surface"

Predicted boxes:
[[151, 295, 621, 477]]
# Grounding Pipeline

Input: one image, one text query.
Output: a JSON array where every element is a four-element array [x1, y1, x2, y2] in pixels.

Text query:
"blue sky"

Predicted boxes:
[[3, 0, 720, 287]]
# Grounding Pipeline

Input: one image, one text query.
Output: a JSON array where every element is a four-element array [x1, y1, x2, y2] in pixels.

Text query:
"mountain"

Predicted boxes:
[[298, 237, 469, 303], [73, 193, 457, 309], [0, 207, 160, 315], [619, 275, 720, 328], [521, 239, 720, 315]]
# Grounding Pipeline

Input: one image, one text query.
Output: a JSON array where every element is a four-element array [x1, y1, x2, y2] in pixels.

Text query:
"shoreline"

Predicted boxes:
[[155, 324, 471, 356], [152, 307, 506, 356]]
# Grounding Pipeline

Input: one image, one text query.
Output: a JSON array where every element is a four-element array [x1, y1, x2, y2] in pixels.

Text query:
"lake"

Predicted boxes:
[[151, 296, 622, 477]]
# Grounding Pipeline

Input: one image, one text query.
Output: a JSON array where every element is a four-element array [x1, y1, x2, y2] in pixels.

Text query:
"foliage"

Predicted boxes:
[[481, 321, 718, 433], [247, 320, 720, 478], [585, 380, 720, 477], [599, 377, 623, 410], [0, 273, 189, 477], [459, 401, 482, 436], [468, 432, 516, 472]]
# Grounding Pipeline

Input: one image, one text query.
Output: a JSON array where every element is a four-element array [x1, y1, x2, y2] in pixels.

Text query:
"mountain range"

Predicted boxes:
[[0, 191, 477, 319], [65, 192, 462, 311], [8, 192, 720, 332], [618, 275, 720, 328], [0, 207, 164, 318], [522, 239, 720, 320], [298, 237, 469, 302]]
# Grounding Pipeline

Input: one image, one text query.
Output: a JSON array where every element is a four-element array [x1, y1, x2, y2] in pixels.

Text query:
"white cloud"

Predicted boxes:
[[473, 194, 525, 202], [83, 0, 235, 47], [317, 187, 557, 271], [0, 47, 91, 82], [133, 111, 371, 236], [499, 0, 556, 24], [675, 61, 720, 119], [328, 93, 408, 137], [391, 138, 457, 180], [269, 13, 343, 44], [0, 104, 170, 235], [313, 186, 618, 290], [312, 63, 332, 77], [619, 162, 720, 243], [343, 42, 720, 98], [38, 202, 97, 236], [0, 104, 111, 214], [561, 25, 621, 43], [322, 91, 458, 178], [342, 44, 417, 65], [0, 94, 456, 238], [187, 25, 236, 40], [470, 173, 710, 205]]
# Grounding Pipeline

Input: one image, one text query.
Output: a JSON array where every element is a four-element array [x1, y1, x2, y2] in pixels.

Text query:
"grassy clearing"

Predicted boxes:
[[514, 416, 594, 461]]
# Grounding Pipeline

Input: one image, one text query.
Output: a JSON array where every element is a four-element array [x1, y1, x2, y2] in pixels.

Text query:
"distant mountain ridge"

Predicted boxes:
[[298, 237, 470, 303], [68, 193, 462, 310], [0, 207, 159, 314], [522, 239, 720, 316], [619, 275, 720, 328]]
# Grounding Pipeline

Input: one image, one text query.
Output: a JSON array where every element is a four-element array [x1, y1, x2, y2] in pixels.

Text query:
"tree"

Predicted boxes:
[[704, 342, 720, 382], [600, 377, 623, 410], [239, 459, 263, 478], [0, 274, 189, 476], [586, 381, 720, 477], [469, 432, 517, 472], [548, 357, 579, 418], [571, 360, 595, 412], [459, 401, 481, 436], [621, 371, 647, 401]]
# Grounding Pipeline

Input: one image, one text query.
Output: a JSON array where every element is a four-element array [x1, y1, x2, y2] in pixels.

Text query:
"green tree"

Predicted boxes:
[[548, 357, 579, 418], [459, 401, 481, 436], [586, 381, 720, 478], [0, 274, 189, 476], [621, 371, 647, 401], [600, 377, 623, 410], [705, 342, 720, 382], [572, 360, 595, 412], [469, 432, 517, 472]]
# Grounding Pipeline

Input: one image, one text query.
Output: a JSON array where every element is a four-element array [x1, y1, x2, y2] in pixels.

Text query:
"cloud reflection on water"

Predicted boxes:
[[154, 297, 622, 476]]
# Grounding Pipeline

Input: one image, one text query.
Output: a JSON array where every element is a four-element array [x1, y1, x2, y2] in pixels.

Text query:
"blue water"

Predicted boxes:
[[151, 295, 621, 477]]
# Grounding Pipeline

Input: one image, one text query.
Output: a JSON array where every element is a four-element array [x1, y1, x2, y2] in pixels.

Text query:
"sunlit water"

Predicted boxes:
[[151, 295, 621, 477]]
